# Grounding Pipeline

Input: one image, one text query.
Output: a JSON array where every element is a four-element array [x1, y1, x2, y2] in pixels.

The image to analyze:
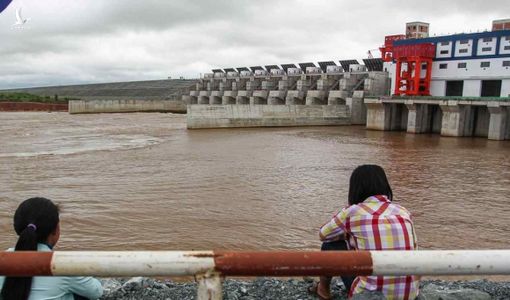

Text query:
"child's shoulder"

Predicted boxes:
[[389, 202, 413, 216]]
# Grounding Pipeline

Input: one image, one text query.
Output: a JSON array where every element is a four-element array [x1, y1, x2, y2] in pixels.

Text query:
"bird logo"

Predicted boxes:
[[12, 6, 30, 28]]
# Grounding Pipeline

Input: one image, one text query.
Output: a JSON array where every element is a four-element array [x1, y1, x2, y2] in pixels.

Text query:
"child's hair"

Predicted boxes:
[[1, 197, 60, 300], [348, 165, 393, 205]]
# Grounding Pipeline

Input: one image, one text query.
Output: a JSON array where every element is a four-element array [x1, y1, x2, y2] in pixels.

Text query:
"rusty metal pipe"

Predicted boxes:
[[213, 251, 373, 276], [1, 250, 510, 277]]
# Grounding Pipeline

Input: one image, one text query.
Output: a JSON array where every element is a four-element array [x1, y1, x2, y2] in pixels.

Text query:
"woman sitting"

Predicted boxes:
[[0, 197, 103, 300], [311, 165, 419, 300]]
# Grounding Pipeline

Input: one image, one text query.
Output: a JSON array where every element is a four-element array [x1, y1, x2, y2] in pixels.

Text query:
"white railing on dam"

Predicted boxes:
[[1, 250, 510, 299]]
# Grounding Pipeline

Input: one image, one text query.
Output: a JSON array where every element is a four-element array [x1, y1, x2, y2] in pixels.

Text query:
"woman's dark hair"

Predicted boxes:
[[348, 165, 393, 205], [1, 197, 59, 300]]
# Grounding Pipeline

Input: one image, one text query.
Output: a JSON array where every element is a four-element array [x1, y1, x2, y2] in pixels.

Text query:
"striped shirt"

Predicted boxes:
[[319, 195, 419, 300]]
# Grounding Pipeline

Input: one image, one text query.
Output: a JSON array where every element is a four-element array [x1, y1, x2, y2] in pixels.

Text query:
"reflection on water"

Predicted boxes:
[[0, 112, 509, 253]]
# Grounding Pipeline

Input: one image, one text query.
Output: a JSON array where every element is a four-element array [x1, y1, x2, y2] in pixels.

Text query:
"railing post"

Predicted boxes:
[[197, 271, 222, 300]]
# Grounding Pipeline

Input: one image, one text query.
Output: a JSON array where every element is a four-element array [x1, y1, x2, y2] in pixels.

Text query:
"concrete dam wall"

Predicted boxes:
[[185, 64, 387, 128], [187, 104, 350, 129], [69, 99, 186, 114]]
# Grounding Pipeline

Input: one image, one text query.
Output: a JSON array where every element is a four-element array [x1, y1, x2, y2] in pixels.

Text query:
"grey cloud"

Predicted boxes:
[[0, 0, 507, 89]]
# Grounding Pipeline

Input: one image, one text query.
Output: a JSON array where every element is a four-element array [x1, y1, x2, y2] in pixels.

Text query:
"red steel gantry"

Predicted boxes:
[[381, 35, 435, 96]]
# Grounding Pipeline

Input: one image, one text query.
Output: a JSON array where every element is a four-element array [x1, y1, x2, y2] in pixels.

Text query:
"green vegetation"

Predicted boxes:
[[0, 92, 78, 104]]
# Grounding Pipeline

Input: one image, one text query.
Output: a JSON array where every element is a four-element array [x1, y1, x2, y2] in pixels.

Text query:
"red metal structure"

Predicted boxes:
[[381, 34, 436, 96], [379, 35, 436, 96], [379, 35, 406, 62], [392, 43, 435, 96]]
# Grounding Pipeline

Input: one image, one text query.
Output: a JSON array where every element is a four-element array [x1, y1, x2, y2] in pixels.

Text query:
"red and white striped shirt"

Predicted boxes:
[[319, 195, 419, 300]]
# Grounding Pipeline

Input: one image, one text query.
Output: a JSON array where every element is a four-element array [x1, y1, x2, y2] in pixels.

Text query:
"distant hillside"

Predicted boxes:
[[0, 79, 198, 101]]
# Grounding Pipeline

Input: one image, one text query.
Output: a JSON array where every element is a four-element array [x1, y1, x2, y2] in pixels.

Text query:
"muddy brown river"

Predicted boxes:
[[1, 112, 509, 253]]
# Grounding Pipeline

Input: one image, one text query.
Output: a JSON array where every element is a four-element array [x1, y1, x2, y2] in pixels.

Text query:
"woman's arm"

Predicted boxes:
[[67, 276, 103, 299], [319, 209, 348, 242]]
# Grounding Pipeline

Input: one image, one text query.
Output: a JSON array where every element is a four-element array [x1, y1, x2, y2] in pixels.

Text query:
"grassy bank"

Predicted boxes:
[[0, 92, 77, 104]]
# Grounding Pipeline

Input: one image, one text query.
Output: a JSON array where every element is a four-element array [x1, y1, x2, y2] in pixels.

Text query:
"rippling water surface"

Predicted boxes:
[[1, 112, 509, 252]]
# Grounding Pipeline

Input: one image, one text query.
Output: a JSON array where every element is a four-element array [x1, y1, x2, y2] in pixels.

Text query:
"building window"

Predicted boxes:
[[459, 48, 468, 53], [459, 40, 469, 44], [458, 62, 467, 68], [503, 61, 510, 67], [421, 64, 427, 70], [505, 36, 510, 41], [439, 63, 448, 69], [505, 45, 510, 50], [440, 50, 449, 54], [440, 41, 449, 46], [480, 61, 490, 68], [483, 37, 493, 43], [482, 47, 492, 52]]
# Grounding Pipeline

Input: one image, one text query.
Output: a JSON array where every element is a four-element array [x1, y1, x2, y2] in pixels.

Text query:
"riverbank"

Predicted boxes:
[[0, 101, 68, 111], [0, 92, 69, 111], [100, 277, 510, 299]]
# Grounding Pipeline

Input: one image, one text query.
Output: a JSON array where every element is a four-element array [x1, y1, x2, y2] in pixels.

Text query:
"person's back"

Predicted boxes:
[[0, 197, 103, 300], [330, 194, 419, 299], [315, 165, 420, 300]]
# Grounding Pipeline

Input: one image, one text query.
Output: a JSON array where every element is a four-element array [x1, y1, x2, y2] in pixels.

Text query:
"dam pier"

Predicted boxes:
[[365, 97, 510, 140]]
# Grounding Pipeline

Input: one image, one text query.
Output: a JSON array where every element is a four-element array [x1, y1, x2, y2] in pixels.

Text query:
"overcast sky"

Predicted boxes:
[[0, 0, 507, 89]]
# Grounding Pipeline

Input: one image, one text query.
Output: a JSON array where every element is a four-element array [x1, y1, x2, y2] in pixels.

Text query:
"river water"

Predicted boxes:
[[0, 112, 509, 252]]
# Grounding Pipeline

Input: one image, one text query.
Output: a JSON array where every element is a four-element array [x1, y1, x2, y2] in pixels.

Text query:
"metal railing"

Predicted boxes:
[[1, 250, 510, 300]]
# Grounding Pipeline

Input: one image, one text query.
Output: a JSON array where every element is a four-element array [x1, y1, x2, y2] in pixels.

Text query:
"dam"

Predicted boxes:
[[185, 19, 510, 140], [185, 60, 389, 129]]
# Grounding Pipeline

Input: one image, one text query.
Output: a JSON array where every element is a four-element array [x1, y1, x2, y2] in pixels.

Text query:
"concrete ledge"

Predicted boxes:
[[183, 95, 197, 105], [209, 91, 223, 105], [187, 104, 351, 129], [69, 99, 186, 114], [306, 91, 327, 105], [328, 91, 349, 105], [222, 91, 237, 105], [285, 91, 306, 105], [268, 91, 287, 105]]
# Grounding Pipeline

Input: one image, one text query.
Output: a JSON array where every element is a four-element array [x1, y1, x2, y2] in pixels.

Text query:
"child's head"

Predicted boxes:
[[2, 197, 60, 300], [13, 197, 60, 248], [348, 165, 393, 205]]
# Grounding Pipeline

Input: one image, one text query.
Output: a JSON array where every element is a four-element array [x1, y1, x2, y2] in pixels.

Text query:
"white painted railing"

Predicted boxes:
[[1, 250, 510, 300]]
